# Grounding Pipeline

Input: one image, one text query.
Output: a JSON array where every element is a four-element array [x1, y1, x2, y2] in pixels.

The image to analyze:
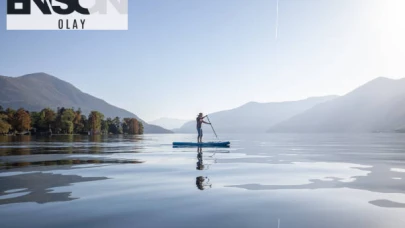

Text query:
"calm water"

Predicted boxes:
[[1, 133, 405, 228]]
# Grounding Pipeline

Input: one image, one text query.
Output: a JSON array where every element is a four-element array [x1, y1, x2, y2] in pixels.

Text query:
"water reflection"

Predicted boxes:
[[0, 135, 144, 156], [369, 199, 405, 208], [226, 165, 405, 194], [195, 147, 214, 190], [0, 159, 143, 170], [0, 172, 108, 205], [196, 176, 212, 190]]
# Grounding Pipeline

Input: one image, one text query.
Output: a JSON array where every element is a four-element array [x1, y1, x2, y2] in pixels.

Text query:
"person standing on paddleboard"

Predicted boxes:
[[196, 113, 211, 143]]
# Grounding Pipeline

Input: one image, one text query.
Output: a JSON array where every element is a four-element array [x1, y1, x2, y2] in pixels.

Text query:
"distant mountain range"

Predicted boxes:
[[3, 73, 403, 134], [175, 95, 338, 133], [174, 77, 405, 134], [149, 117, 190, 130], [268, 77, 405, 133], [0, 73, 171, 134]]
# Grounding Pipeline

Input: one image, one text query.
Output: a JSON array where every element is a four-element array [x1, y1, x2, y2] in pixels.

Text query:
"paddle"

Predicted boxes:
[[206, 115, 218, 139]]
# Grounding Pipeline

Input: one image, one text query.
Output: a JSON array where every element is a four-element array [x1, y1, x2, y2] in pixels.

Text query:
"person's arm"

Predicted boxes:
[[202, 120, 211, 124]]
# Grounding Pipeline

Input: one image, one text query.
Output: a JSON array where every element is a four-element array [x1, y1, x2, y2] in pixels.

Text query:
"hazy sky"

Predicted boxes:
[[0, 0, 404, 122]]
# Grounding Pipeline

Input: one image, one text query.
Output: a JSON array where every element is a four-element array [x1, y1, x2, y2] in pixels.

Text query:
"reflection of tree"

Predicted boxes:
[[0, 135, 145, 156], [0, 172, 108, 205], [0, 159, 143, 170]]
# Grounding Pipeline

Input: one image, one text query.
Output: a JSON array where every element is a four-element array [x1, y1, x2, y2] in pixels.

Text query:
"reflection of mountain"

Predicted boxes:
[[0, 172, 108, 205], [369, 199, 405, 208]]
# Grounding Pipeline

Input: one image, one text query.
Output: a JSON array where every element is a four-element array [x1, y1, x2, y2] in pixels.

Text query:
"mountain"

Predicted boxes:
[[267, 77, 405, 133], [149, 117, 191, 130], [175, 95, 338, 133], [0, 73, 172, 134]]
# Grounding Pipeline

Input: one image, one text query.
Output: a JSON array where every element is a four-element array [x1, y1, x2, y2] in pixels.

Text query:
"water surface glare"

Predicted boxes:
[[1, 133, 405, 228]]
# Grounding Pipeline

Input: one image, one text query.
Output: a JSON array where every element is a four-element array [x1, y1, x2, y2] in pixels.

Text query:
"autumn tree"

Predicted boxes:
[[131, 118, 139, 135], [41, 108, 56, 131], [88, 111, 104, 135], [13, 108, 31, 132], [122, 118, 142, 134]]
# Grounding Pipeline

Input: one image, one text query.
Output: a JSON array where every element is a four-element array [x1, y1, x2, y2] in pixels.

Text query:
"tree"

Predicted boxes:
[[115, 117, 123, 134], [41, 108, 56, 131], [122, 118, 130, 134], [101, 119, 109, 135], [0, 114, 11, 134], [5, 108, 15, 125], [73, 109, 84, 133], [131, 118, 139, 135], [138, 122, 144, 134], [13, 108, 31, 132], [88, 111, 104, 135], [80, 115, 89, 134], [61, 109, 75, 134], [30, 111, 41, 130], [122, 118, 141, 134]]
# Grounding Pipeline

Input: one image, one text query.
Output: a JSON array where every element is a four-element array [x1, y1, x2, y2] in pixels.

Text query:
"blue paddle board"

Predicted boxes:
[[173, 141, 230, 147]]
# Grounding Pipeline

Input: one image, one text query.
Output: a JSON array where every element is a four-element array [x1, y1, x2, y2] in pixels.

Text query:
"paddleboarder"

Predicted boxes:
[[196, 113, 211, 143]]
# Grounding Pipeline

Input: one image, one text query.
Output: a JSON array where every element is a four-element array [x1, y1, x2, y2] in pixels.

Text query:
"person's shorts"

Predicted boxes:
[[197, 128, 203, 137]]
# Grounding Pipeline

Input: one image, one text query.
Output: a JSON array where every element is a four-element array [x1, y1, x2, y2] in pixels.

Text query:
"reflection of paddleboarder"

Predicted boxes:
[[196, 147, 204, 170], [195, 147, 212, 190], [196, 176, 212, 190]]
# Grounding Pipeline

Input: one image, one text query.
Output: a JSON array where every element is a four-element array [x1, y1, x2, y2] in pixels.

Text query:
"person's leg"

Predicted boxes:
[[197, 128, 201, 143]]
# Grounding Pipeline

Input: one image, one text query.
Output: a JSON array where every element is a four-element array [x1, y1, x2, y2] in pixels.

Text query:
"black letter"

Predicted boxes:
[[52, 0, 74, 15], [7, 0, 31, 14], [80, 19, 85, 29], [33, 0, 52, 14], [58, 19, 63, 29], [73, 19, 78, 29], [54, 0, 89, 15]]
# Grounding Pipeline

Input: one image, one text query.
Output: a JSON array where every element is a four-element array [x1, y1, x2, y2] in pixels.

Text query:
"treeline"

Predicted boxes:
[[0, 106, 143, 135]]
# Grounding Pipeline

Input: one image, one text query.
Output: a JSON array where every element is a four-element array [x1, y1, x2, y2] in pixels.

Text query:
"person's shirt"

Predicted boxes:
[[196, 117, 203, 128]]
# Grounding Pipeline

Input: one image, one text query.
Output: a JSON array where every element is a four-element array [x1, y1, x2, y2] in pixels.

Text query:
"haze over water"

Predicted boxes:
[[1, 133, 405, 228]]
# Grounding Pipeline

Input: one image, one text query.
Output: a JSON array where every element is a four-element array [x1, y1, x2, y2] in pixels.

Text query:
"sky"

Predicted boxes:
[[0, 0, 404, 122]]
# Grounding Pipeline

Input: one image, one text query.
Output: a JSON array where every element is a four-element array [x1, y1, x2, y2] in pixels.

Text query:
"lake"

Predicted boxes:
[[1, 133, 405, 228]]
